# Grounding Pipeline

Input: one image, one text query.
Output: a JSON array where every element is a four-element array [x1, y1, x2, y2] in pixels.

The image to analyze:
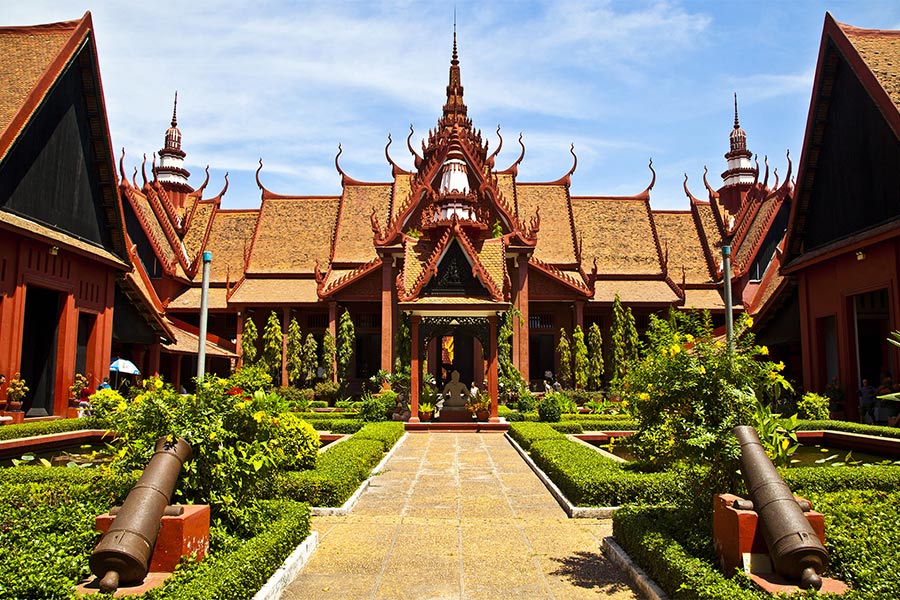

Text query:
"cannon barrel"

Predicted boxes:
[[89, 436, 192, 592], [733, 425, 827, 590]]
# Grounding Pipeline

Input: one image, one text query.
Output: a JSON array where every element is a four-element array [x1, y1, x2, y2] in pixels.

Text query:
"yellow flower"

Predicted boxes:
[[760, 346, 769, 355], [698, 366, 706, 374], [746, 316, 754, 328], [235, 401, 246, 410], [154, 378, 163, 390], [253, 410, 266, 423], [781, 439, 790, 451], [639, 392, 650, 401], [670, 344, 681, 356], [775, 361, 785, 371], [209, 431, 217, 441], [134, 394, 144, 404], [685, 334, 694, 343], [116, 401, 127, 412]]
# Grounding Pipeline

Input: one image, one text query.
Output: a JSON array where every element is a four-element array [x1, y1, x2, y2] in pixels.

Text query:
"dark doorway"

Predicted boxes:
[[20, 285, 63, 416], [854, 289, 890, 386], [453, 334, 475, 388], [529, 334, 555, 383], [75, 312, 95, 379]]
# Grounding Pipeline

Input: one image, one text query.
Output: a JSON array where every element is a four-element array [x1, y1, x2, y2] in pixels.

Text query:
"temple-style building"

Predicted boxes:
[[117, 30, 793, 416], [781, 14, 900, 419]]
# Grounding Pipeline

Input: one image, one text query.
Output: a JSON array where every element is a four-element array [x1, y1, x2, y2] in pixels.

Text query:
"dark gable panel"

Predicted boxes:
[[0, 53, 112, 249], [804, 52, 900, 251]]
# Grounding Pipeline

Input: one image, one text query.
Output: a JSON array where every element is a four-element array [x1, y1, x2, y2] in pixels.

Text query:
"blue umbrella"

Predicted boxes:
[[109, 358, 140, 389], [109, 358, 140, 375]]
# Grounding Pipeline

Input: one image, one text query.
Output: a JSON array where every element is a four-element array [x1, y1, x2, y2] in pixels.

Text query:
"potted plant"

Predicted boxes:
[[5, 373, 28, 412], [418, 401, 435, 421], [466, 390, 491, 421]]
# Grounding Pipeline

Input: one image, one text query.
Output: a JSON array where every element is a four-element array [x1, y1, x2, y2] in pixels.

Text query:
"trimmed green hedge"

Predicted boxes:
[[613, 491, 900, 599], [0, 417, 109, 441], [784, 465, 900, 494], [270, 422, 403, 506], [153, 500, 311, 600], [509, 423, 682, 506], [574, 419, 637, 431], [305, 419, 364, 433], [294, 412, 362, 421], [795, 420, 900, 440], [613, 506, 768, 600], [548, 421, 583, 433]]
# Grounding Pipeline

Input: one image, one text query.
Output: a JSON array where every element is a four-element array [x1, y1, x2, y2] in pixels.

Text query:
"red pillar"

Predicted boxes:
[[575, 299, 585, 330], [55, 294, 78, 416], [488, 315, 500, 423], [517, 261, 530, 382], [149, 342, 161, 376], [409, 315, 420, 423], [172, 355, 182, 392], [381, 258, 394, 372]]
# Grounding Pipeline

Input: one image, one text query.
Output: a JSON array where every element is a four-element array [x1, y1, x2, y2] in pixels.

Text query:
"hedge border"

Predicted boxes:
[[0, 417, 107, 441]]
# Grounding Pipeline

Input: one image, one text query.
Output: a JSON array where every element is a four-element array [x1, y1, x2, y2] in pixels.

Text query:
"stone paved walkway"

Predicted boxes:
[[282, 432, 644, 600]]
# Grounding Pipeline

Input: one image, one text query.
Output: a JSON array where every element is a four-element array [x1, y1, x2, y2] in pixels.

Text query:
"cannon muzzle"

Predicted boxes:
[[89, 436, 192, 592], [733, 425, 828, 589]]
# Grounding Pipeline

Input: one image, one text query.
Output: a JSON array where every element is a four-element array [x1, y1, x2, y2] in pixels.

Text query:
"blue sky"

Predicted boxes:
[[4, 1, 900, 210]]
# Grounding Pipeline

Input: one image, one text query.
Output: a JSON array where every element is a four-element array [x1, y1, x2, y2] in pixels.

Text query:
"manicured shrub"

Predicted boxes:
[[795, 420, 900, 440], [0, 416, 109, 441], [313, 380, 340, 404], [784, 465, 900, 494], [797, 392, 830, 420], [538, 392, 563, 422], [573, 419, 638, 431], [528, 438, 683, 506], [352, 421, 404, 451], [360, 392, 394, 422], [294, 412, 361, 421], [508, 422, 566, 450], [304, 419, 365, 433], [276, 386, 310, 412], [308, 400, 329, 409], [154, 500, 311, 600], [514, 391, 536, 413], [548, 421, 583, 433]]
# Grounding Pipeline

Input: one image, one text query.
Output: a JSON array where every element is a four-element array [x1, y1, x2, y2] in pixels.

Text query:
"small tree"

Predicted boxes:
[[556, 328, 572, 389], [241, 316, 258, 364], [587, 322, 604, 391], [337, 309, 355, 381], [572, 325, 588, 391], [262, 311, 284, 381], [286, 317, 303, 385], [301, 333, 319, 383], [320, 331, 336, 381], [610, 293, 626, 383], [625, 307, 640, 363]]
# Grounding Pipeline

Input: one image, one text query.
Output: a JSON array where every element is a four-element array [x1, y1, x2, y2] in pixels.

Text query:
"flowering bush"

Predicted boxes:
[[69, 373, 89, 400], [797, 392, 830, 420], [5, 373, 28, 405], [617, 313, 791, 491], [94, 370, 319, 525]]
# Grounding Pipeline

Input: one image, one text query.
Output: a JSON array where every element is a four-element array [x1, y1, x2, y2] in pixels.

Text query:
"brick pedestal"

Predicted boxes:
[[96, 504, 210, 572]]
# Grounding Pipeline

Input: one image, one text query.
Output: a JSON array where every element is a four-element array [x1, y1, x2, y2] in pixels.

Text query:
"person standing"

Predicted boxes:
[[858, 378, 876, 424]]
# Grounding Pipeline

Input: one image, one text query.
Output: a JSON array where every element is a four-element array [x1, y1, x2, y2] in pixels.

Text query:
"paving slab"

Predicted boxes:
[[282, 432, 644, 600]]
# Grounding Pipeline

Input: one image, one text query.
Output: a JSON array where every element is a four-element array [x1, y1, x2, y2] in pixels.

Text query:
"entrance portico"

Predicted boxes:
[[405, 302, 506, 424]]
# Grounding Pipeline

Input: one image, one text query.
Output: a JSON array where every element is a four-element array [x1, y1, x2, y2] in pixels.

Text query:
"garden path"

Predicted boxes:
[[282, 432, 643, 600]]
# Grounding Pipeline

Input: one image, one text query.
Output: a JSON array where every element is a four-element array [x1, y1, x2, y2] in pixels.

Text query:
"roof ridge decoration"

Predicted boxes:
[[639, 158, 656, 199], [385, 134, 412, 176], [497, 133, 525, 175]]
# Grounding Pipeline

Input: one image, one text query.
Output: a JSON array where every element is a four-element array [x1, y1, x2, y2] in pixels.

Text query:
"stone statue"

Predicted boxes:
[[441, 370, 469, 408]]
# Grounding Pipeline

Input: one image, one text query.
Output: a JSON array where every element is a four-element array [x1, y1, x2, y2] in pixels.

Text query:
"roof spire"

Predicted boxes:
[[442, 16, 467, 127], [733, 92, 739, 130], [158, 91, 190, 190], [171, 90, 178, 128]]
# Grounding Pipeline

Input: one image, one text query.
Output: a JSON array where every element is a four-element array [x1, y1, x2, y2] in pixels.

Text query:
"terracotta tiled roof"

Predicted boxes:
[[163, 320, 236, 357], [228, 277, 320, 304], [653, 211, 713, 284], [591, 280, 680, 304], [733, 194, 779, 272], [391, 174, 412, 223], [516, 184, 576, 264], [497, 173, 516, 213], [202, 210, 258, 282], [247, 197, 339, 274], [122, 185, 185, 277], [692, 201, 723, 275], [181, 201, 215, 261], [332, 184, 392, 264], [682, 288, 728, 311], [841, 24, 900, 109], [571, 197, 661, 274], [0, 19, 78, 150], [167, 286, 229, 311], [403, 237, 433, 292], [477, 238, 506, 292]]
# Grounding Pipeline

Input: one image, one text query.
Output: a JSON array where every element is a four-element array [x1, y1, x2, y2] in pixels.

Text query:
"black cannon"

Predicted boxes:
[[89, 436, 192, 592], [733, 425, 828, 590]]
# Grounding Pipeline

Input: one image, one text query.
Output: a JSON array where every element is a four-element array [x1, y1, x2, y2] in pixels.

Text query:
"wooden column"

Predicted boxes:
[[235, 311, 244, 369], [281, 307, 289, 386], [329, 302, 338, 383], [148, 342, 161, 376], [488, 315, 500, 423], [517, 261, 530, 382], [173, 355, 182, 392], [575, 299, 585, 330], [409, 315, 420, 423], [54, 294, 78, 416], [381, 258, 394, 372]]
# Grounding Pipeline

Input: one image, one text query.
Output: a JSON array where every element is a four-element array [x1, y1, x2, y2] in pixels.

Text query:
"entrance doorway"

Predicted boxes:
[[20, 285, 64, 416], [432, 334, 476, 389], [854, 289, 891, 386]]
